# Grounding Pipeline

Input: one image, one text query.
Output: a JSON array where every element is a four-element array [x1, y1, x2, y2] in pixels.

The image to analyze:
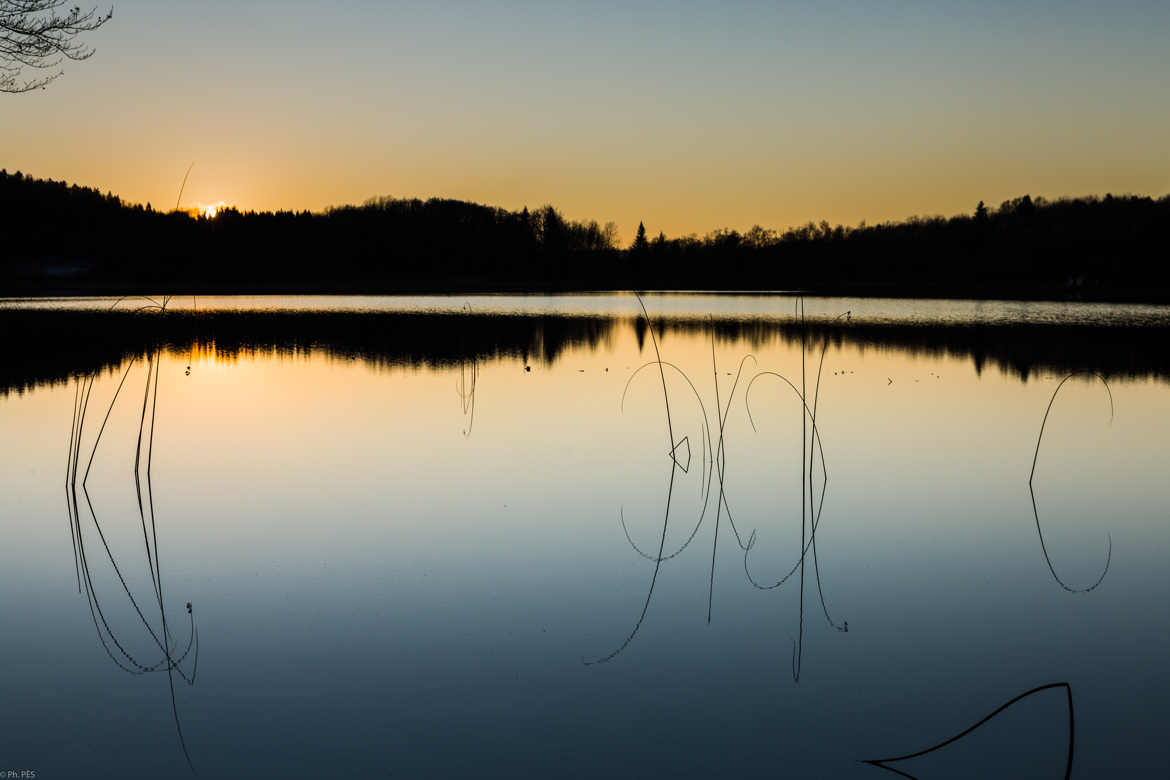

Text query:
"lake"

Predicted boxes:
[[0, 293, 1167, 778]]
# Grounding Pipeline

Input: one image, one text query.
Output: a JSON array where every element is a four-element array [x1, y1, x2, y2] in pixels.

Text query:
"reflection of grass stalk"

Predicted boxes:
[[1028, 372, 1113, 593], [707, 331, 756, 623], [618, 337, 757, 567], [863, 682, 1075, 779], [808, 309, 848, 634], [591, 296, 846, 670], [743, 300, 848, 681], [797, 298, 807, 680], [456, 303, 478, 437], [585, 293, 676, 665], [593, 298, 758, 664], [456, 357, 478, 436], [618, 360, 712, 562], [65, 297, 198, 772]]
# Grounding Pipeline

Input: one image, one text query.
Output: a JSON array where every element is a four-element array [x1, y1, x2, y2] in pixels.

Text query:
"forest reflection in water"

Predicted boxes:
[[0, 295, 1165, 778], [3, 305, 1170, 398]]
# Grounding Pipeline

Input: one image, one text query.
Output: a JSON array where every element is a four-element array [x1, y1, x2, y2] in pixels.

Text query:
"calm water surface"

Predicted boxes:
[[0, 294, 1167, 778]]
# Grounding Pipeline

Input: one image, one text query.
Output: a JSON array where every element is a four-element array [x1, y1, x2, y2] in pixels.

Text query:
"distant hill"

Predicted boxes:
[[2, 170, 1167, 300]]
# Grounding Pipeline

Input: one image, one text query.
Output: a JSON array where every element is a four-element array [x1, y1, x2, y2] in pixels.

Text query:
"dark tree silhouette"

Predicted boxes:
[[632, 220, 649, 252], [1, 1, 113, 93], [1, 171, 1167, 299]]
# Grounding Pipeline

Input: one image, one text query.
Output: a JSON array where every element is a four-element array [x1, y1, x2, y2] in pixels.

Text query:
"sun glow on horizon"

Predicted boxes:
[[2, 2, 1165, 243], [200, 201, 229, 219]]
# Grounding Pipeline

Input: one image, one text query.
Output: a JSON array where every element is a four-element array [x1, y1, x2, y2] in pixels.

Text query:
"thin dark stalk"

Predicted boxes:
[[69, 374, 97, 591], [741, 371, 829, 590], [619, 351, 757, 572], [175, 163, 194, 212], [135, 353, 162, 605], [456, 303, 478, 437], [619, 360, 715, 562], [144, 347, 196, 770], [81, 357, 136, 485], [584, 293, 678, 665], [739, 300, 849, 679], [808, 314, 847, 631], [65, 377, 83, 591], [586, 463, 681, 666], [713, 354, 760, 555], [796, 298, 807, 681], [67, 341, 199, 773], [707, 332, 722, 623], [73, 491, 197, 675], [80, 474, 182, 671], [862, 682, 1074, 779], [1028, 372, 1113, 593], [456, 358, 478, 437], [639, 295, 675, 458]]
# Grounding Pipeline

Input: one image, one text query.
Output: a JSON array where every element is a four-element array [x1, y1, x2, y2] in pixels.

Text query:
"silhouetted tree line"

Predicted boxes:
[[630, 194, 1170, 299], [2, 170, 1167, 299], [0, 171, 623, 293]]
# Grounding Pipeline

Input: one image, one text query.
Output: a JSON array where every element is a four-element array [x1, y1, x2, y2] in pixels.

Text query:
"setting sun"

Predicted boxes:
[[201, 201, 228, 219]]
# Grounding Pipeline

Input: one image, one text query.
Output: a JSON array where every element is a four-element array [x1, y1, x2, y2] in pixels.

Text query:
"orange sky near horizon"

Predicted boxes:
[[3, 1, 1168, 242]]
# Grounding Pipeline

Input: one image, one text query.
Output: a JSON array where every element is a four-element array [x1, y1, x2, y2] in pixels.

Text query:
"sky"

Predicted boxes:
[[2, 0, 1168, 240]]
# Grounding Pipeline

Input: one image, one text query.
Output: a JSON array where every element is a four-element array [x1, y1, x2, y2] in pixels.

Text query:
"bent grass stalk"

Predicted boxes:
[[66, 301, 199, 772], [590, 295, 847, 669], [585, 293, 679, 665], [863, 682, 1075, 779], [741, 300, 849, 680], [1028, 372, 1113, 593], [456, 303, 479, 437]]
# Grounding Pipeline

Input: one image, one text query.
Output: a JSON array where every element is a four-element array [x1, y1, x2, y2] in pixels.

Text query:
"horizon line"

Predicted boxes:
[[3, 167, 1167, 242]]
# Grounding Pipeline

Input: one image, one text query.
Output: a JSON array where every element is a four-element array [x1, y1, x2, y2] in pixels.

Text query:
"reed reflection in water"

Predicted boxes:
[[65, 297, 199, 772], [589, 297, 847, 680], [0, 294, 1163, 777], [865, 682, 1076, 779], [1028, 373, 1113, 593]]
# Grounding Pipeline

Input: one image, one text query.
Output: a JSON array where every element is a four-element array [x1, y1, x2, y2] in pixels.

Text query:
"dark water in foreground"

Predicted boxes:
[[0, 294, 1167, 778]]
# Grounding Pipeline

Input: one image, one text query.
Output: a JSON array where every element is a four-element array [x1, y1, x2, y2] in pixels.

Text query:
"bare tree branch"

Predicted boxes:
[[1, 1, 113, 93]]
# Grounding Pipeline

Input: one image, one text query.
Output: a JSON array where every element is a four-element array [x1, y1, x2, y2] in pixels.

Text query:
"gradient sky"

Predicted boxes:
[[3, 0, 1167, 239]]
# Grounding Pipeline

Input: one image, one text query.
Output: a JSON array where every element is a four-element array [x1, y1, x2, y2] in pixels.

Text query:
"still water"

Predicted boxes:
[[0, 294, 1167, 778]]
